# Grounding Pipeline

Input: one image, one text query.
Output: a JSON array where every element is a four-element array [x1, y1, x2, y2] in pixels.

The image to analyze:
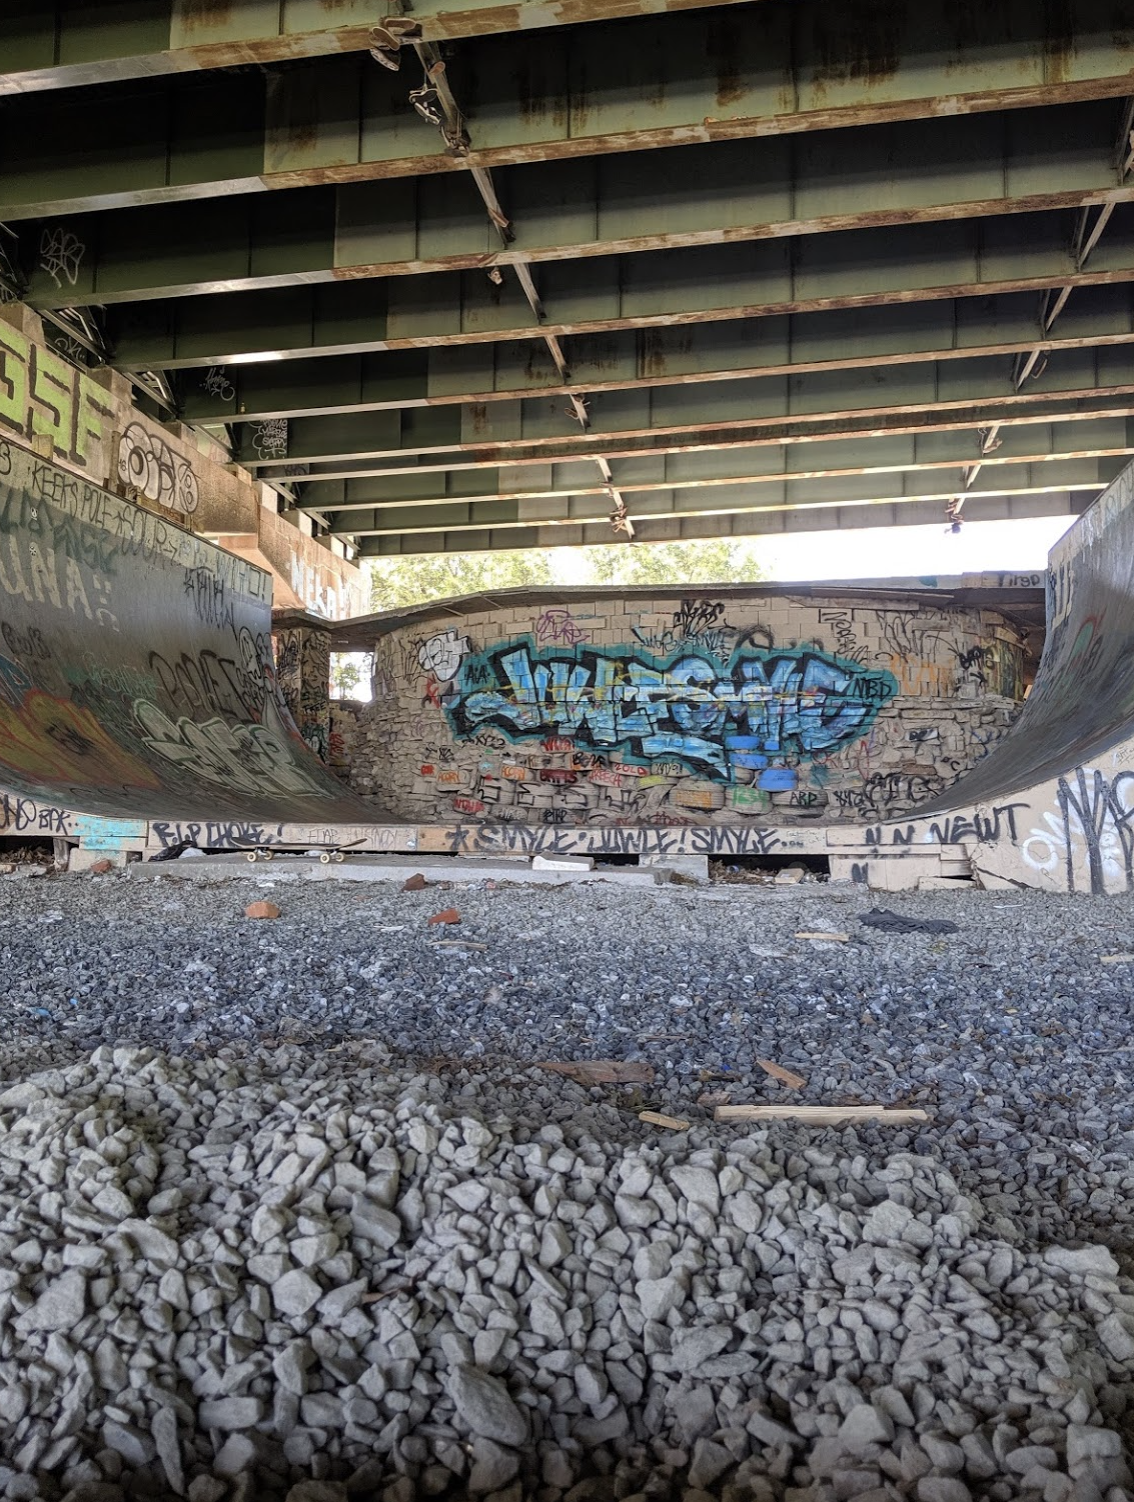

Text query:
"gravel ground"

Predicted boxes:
[[2, 870, 1134, 1502]]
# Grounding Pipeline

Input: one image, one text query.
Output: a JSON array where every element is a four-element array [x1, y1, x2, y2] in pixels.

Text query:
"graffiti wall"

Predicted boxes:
[[0, 442, 368, 821], [274, 624, 332, 762], [338, 592, 1026, 827], [0, 304, 364, 623]]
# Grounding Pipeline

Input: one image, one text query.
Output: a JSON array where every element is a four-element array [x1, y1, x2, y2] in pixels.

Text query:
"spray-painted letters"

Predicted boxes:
[[447, 639, 897, 781]]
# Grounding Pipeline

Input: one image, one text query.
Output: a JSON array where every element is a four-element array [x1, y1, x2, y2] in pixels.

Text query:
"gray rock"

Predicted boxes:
[[916, 1481, 972, 1502], [199, 1398, 262, 1431], [350, 1194, 402, 1249], [1096, 1314, 1134, 1363], [838, 1406, 895, 1455], [1044, 1246, 1120, 1278], [16, 1270, 86, 1332], [468, 1437, 520, 1494], [636, 1276, 685, 1322], [448, 1365, 528, 1447], [688, 1440, 734, 1489], [272, 1269, 323, 1319], [151, 1407, 184, 1496], [101, 1422, 154, 1468]]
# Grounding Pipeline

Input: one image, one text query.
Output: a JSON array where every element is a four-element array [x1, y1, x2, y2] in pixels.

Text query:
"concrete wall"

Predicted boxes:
[[0, 304, 363, 620], [333, 591, 1026, 826]]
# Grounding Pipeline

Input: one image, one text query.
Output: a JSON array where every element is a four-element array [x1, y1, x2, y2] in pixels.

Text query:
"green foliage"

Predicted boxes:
[[330, 654, 363, 698], [576, 538, 767, 587], [369, 549, 554, 610], [368, 538, 766, 609]]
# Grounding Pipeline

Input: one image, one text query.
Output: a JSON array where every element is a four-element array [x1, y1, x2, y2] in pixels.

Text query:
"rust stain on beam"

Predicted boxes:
[[119, 265, 1134, 371], [0, 0, 760, 96], [214, 330, 1134, 424], [249, 392, 1134, 471]]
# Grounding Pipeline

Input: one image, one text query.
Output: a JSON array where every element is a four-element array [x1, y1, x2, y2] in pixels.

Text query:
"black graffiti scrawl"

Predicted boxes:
[[446, 638, 898, 780]]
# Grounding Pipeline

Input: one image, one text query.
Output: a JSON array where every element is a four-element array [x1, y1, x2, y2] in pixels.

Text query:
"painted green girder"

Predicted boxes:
[[15, 101, 1133, 308], [108, 209, 1134, 372], [235, 347, 1134, 469], [2, 1, 1131, 218], [303, 417, 1134, 512], [323, 456, 1116, 537], [357, 489, 1091, 556], [174, 284, 1134, 425], [0, 0, 756, 96]]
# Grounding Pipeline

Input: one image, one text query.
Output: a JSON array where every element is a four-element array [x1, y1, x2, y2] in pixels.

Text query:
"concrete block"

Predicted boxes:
[[867, 858, 938, 892], [69, 846, 130, 872], [532, 854, 595, 872], [639, 853, 710, 883]]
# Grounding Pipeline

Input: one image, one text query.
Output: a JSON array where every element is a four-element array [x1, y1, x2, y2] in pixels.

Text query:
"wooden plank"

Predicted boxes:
[[715, 1105, 930, 1125]]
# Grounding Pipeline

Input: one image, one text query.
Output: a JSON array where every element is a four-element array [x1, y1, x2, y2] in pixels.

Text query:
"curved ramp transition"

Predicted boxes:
[[0, 445, 369, 822]]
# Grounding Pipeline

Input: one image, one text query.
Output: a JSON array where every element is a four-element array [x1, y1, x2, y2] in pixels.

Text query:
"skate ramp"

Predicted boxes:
[[0, 444, 369, 822], [916, 458, 1134, 815]]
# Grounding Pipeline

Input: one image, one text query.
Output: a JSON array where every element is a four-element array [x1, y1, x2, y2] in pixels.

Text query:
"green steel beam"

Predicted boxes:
[[110, 210, 1134, 372], [298, 417, 1134, 511], [234, 347, 1134, 468], [323, 457, 1113, 536], [18, 101, 1133, 308], [0, 0, 754, 95], [354, 489, 1090, 555], [4, 2, 1132, 217], [175, 285, 1134, 424]]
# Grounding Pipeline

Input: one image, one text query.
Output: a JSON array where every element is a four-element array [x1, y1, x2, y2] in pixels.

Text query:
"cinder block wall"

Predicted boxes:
[[332, 593, 1026, 826]]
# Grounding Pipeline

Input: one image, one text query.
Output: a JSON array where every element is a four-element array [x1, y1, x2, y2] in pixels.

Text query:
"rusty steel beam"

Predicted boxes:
[[233, 347, 1134, 469], [109, 211, 1134, 372], [172, 284, 1134, 425], [3, 2, 1133, 217], [293, 405, 1134, 486], [353, 488, 1092, 555], [17, 101, 1134, 309], [292, 417, 1134, 500], [106, 208, 1134, 374], [321, 459, 1112, 538], [298, 418, 1134, 514], [0, 0, 760, 96]]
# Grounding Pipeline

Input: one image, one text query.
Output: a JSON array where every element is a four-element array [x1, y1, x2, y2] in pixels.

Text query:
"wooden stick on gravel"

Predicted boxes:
[[714, 1105, 930, 1125]]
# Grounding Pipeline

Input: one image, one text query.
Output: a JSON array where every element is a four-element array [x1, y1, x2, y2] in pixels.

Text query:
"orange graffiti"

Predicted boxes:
[[0, 689, 161, 790]]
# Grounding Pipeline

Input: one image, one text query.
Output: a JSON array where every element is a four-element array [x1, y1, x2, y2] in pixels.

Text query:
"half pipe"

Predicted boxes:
[[0, 442, 368, 822]]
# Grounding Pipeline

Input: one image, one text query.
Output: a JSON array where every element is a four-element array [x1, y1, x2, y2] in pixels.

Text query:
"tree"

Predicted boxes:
[[330, 654, 364, 699], [574, 537, 767, 587], [369, 548, 555, 610], [368, 537, 766, 609]]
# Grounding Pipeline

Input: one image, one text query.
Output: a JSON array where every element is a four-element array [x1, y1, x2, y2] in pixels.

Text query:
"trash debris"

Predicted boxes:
[[697, 1089, 731, 1107], [539, 1060, 655, 1085], [1101, 953, 1134, 964], [149, 842, 196, 862], [715, 1104, 930, 1125], [90, 859, 113, 876], [179, 847, 204, 859], [859, 908, 959, 935], [402, 873, 428, 891], [638, 1110, 690, 1130], [0, 863, 14, 876], [431, 939, 488, 950], [244, 901, 281, 920], [427, 908, 461, 925], [774, 863, 808, 885], [755, 1058, 807, 1090], [795, 930, 849, 943]]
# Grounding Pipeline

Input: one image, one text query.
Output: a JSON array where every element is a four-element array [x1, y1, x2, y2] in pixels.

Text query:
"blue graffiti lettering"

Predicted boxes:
[[447, 640, 897, 781]]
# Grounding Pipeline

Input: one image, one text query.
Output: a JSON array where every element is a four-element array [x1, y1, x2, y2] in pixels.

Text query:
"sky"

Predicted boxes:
[[751, 514, 1073, 584]]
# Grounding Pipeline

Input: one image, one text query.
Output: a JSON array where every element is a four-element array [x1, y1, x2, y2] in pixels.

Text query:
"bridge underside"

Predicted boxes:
[[1, 1, 1133, 554]]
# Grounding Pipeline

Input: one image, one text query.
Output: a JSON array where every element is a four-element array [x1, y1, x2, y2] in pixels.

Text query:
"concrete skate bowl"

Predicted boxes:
[[0, 444, 369, 822], [915, 457, 1134, 816]]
